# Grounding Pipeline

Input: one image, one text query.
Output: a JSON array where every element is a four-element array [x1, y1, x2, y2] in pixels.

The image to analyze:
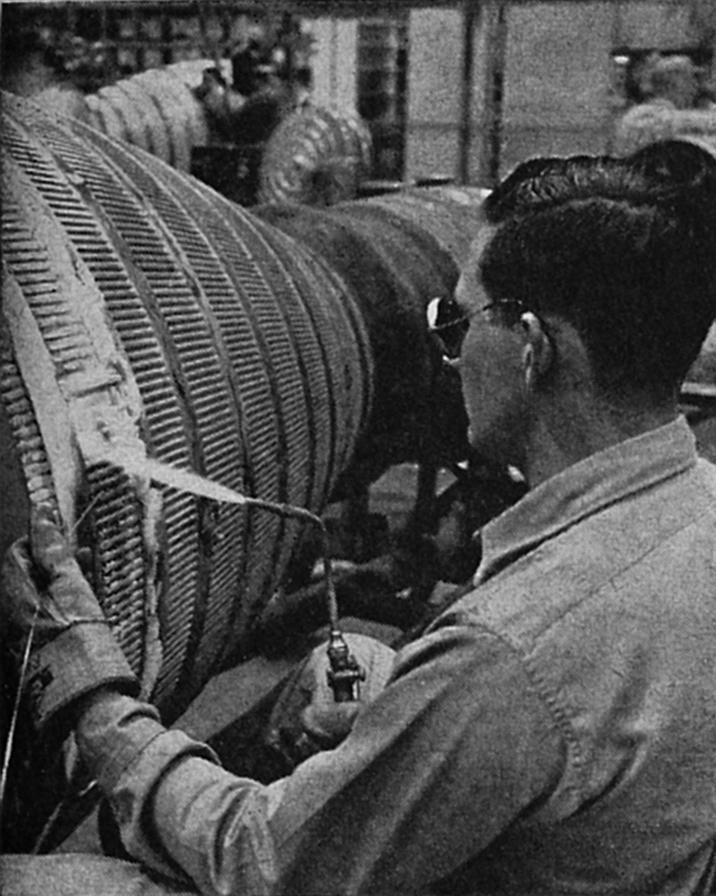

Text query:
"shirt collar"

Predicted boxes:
[[475, 416, 697, 585]]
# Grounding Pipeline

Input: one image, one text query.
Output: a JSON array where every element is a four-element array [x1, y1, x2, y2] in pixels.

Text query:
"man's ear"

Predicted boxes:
[[520, 312, 553, 390]]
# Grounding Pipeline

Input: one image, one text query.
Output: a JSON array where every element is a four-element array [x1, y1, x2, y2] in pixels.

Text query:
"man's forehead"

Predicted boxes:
[[460, 223, 498, 282], [454, 223, 497, 310]]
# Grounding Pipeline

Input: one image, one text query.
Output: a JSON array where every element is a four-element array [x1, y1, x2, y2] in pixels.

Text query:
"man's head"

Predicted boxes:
[[649, 55, 699, 109], [452, 141, 716, 471]]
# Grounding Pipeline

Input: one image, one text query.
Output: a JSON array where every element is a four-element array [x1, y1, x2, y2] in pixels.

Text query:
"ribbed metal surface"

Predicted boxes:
[[72, 61, 212, 173], [363, 185, 491, 264], [1, 92, 495, 847], [258, 104, 372, 205], [250, 214, 372, 482], [1, 121, 163, 686], [254, 192, 480, 494], [101, 84, 153, 153], [85, 90, 125, 142], [1, 93, 380, 719], [1, 90, 488, 719], [132, 70, 194, 170], [115, 77, 171, 162], [84, 461, 149, 673], [0, 342, 57, 512]]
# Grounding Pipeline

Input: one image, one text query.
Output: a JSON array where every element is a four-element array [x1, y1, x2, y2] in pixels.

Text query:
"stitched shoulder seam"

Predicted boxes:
[[460, 620, 586, 802]]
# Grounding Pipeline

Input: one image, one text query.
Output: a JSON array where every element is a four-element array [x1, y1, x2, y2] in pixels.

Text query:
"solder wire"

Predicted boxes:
[[0, 493, 98, 838], [239, 495, 340, 634], [0, 605, 39, 833]]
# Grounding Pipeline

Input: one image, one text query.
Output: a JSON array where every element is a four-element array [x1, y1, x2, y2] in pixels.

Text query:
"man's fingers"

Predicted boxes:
[[32, 502, 61, 528], [301, 702, 361, 747], [30, 503, 71, 575], [1, 539, 42, 627], [3, 539, 36, 591]]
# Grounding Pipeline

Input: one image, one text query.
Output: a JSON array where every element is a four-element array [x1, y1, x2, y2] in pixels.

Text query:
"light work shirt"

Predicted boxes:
[[77, 416, 716, 895], [613, 97, 716, 157]]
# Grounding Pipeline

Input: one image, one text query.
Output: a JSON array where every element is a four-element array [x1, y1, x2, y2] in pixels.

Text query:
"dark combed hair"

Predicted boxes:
[[480, 140, 716, 401]]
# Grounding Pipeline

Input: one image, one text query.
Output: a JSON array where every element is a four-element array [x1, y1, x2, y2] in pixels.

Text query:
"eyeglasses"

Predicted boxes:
[[426, 296, 531, 361]]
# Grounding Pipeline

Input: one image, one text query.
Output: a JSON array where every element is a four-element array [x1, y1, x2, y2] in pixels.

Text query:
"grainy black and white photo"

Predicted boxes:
[[1, 1, 716, 893]]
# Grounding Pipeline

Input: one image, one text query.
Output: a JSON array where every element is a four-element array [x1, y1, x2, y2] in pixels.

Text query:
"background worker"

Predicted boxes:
[[3, 139, 716, 895], [614, 53, 716, 155]]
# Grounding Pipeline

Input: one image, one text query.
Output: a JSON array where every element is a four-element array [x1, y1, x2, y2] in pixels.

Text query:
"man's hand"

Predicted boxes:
[[4, 504, 104, 637], [1, 503, 138, 734], [265, 633, 395, 767]]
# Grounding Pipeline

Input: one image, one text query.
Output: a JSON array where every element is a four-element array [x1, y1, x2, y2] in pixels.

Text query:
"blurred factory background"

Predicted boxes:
[[3, 0, 715, 191]]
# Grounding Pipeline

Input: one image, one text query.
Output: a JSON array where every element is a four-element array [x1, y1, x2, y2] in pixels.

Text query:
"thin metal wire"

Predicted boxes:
[[0, 498, 99, 839], [72, 493, 100, 536], [0, 605, 39, 827], [240, 496, 339, 632]]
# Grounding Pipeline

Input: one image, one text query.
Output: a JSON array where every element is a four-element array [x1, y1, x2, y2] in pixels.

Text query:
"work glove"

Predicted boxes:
[[1, 503, 139, 736], [265, 632, 395, 769]]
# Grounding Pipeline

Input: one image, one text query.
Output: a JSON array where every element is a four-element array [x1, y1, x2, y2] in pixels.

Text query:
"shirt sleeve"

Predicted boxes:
[[76, 622, 565, 896]]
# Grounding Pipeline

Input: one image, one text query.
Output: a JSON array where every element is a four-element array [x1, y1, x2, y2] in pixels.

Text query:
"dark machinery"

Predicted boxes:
[[0, 91, 482, 849]]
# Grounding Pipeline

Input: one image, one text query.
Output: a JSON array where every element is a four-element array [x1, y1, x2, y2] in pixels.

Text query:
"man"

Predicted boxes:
[[3, 139, 716, 894], [614, 54, 716, 156], [194, 67, 246, 144]]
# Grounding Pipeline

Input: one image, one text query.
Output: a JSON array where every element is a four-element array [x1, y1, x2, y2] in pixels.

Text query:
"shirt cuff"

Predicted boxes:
[[76, 691, 219, 881], [29, 623, 138, 733]]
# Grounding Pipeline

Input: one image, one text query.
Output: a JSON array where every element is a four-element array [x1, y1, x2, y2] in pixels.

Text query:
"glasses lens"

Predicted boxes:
[[427, 295, 465, 331], [426, 297, 442, 330]]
